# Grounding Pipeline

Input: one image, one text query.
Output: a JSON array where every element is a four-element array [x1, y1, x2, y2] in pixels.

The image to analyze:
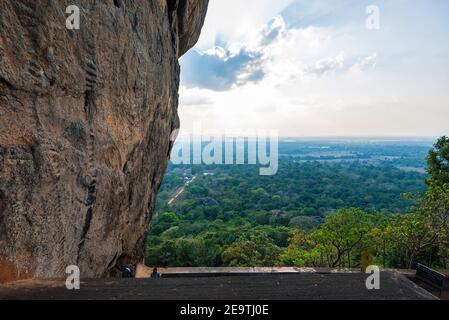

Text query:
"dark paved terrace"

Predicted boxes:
[[0, 271, 436, 300]]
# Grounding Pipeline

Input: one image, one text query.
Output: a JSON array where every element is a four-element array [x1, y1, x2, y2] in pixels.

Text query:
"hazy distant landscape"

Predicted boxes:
[[278, 138, 431, 168]]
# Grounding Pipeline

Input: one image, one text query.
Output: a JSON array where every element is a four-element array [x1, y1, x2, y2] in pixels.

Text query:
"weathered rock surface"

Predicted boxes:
[[0, 0, 208, 283]]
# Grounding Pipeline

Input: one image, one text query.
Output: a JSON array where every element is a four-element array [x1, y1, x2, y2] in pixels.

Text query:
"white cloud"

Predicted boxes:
[[350, 53, 378, 72], [196, 0, 295, 50], [312, 53, 345, 75], [179, 1, 449, 137]]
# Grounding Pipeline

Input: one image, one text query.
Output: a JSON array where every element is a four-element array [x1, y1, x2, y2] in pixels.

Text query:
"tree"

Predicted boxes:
[[147, 237, 218, 267], [427, 136, 449, 186], [149, 212, 180, 235], [222, 231, 283, 267], [390, 136, 449, 268], [187, 184, 209, 196], [279, 229, 315, 266], [392, 184, 449, 268], [309, 209, 374, 268], [365, 215, 405, 268]]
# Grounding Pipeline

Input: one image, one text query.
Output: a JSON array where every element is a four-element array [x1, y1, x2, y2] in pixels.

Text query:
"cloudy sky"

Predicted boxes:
[[178, 0, 449, 137]]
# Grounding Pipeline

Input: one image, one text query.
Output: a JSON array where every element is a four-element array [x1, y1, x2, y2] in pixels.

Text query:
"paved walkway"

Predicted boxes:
[[0, 272, 436, 300]]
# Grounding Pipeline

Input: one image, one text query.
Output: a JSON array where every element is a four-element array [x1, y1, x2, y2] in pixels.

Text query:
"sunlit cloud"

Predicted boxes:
[[179, 0, 449, 137]]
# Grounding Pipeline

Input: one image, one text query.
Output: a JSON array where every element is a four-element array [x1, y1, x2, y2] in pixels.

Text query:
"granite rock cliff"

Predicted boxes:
[[0, 0, 208, 282]]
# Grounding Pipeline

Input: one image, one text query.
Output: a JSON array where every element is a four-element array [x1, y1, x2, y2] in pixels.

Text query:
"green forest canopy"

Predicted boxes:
[[146, 137, 449, 269]]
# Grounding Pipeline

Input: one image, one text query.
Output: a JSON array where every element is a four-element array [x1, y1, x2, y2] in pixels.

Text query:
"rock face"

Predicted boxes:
[[0, 0, 208, 283]]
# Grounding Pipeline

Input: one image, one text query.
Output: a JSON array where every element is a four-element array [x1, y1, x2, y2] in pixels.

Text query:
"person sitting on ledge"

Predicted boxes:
[[150, 267, 161, 279]]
